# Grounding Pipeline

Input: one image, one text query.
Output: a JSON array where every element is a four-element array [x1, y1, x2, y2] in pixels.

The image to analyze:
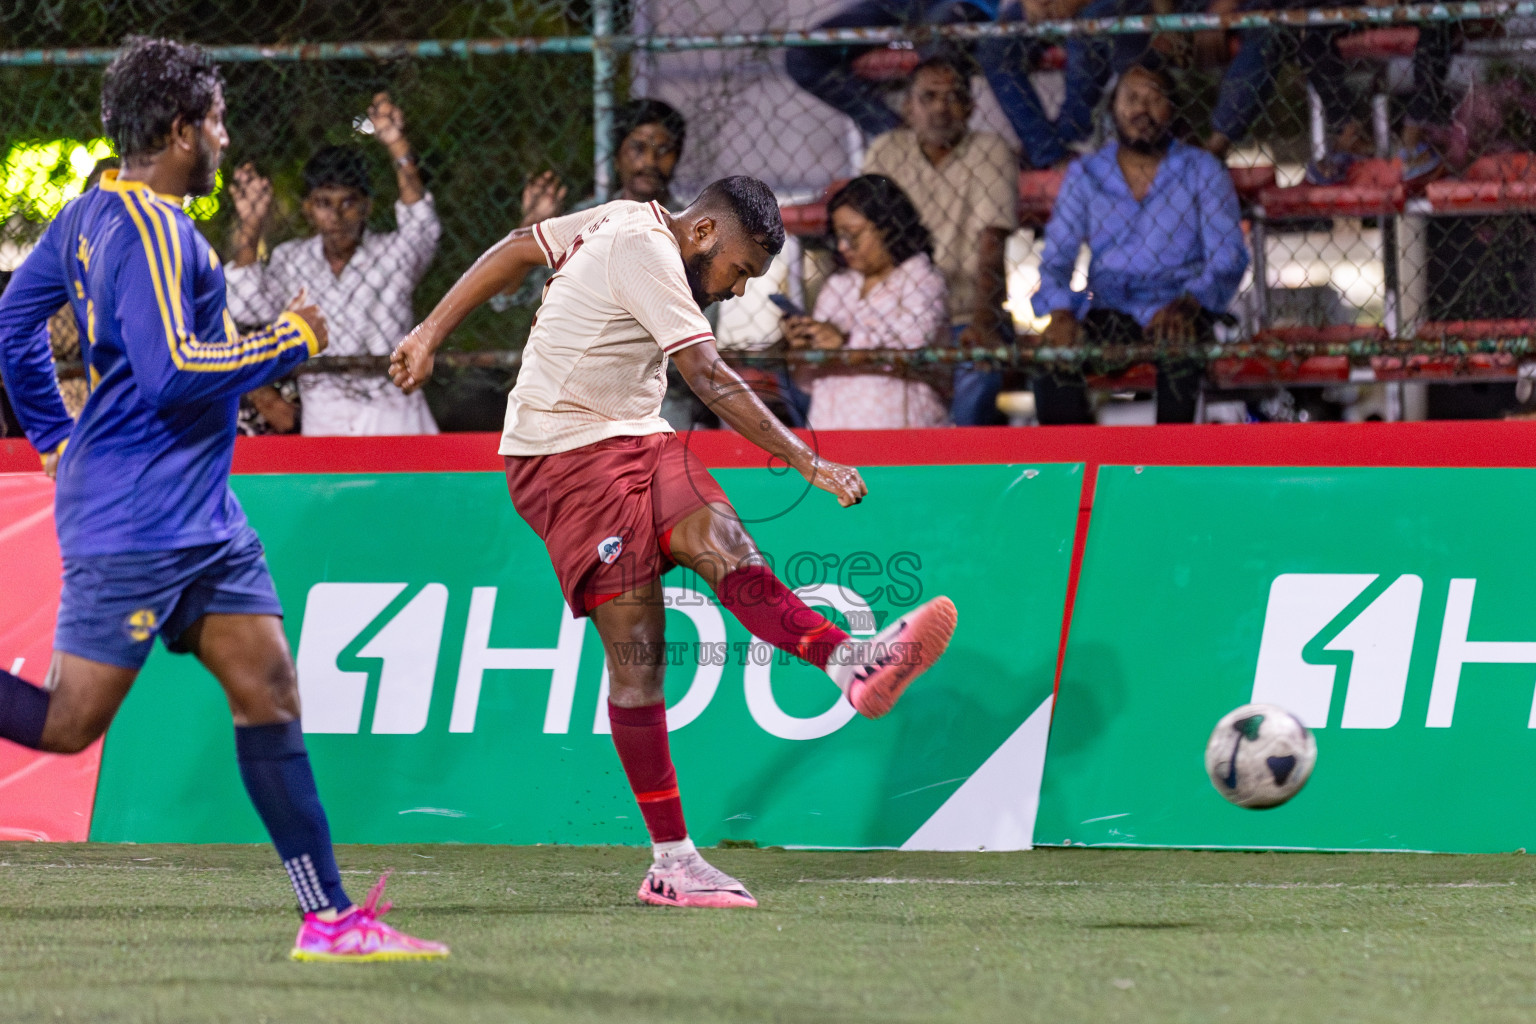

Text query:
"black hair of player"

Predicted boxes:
[[827, 174, 932, 268], [615, 98, 688, 156], [696, 176, 785, 256], [303, 146, 374, 198], [100, 37, 223, 162], [908, 52, 975, 100]]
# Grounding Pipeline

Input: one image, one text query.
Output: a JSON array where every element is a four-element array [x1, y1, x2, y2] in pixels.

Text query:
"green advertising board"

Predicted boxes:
[[91, 463, 1079, 849], [1039, 465, 1536, 853]]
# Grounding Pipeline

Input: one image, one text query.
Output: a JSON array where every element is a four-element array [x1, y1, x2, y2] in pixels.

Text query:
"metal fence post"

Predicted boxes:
[[593, 0, 616, 202]]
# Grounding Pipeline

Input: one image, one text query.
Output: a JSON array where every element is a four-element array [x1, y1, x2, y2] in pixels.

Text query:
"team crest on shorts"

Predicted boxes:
[[125, 608, 159, 643], [597, 535, 625, 565]]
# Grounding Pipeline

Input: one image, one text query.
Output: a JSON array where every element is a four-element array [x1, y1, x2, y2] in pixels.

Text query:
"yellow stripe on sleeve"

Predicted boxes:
[[117, 192, 311, 372], [118, 190, 186, 367], [274, 310, 321, 357]]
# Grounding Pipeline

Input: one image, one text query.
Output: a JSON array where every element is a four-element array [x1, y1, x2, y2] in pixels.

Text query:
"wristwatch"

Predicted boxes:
[[394, 151, 416, 168]]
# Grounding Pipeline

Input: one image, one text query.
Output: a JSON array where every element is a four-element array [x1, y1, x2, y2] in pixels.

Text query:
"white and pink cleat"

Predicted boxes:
[[638, 851, 757, 909], [290, 871, 449, 962], [830, 596, 958, 720]]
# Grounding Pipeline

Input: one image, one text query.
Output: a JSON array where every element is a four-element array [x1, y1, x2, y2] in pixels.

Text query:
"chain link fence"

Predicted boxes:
[[3, 1, 1536, 429]]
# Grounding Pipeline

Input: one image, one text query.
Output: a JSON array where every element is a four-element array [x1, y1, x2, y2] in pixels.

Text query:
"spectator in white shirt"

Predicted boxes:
[[782, 175, 950, 430], [225, 92, 440, 436]]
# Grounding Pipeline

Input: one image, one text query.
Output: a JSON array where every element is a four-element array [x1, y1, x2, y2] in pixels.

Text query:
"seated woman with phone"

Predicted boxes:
[[780, 175, 950, 430]]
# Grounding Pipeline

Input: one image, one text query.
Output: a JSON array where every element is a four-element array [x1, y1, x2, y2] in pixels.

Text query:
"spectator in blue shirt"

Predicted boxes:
[[1031, 61, 1249, 423]]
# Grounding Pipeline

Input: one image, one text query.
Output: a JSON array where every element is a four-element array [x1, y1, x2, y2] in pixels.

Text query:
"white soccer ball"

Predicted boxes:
[[1204, 703, 1317, 809]]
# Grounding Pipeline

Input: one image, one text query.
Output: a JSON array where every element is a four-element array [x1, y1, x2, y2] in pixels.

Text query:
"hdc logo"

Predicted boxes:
[[1252, 573, 1536, 729], [294, 582, 872, 740]]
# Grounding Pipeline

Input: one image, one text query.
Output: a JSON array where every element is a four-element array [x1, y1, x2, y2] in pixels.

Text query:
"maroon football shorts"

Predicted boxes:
[[504, 432, 731, 616]]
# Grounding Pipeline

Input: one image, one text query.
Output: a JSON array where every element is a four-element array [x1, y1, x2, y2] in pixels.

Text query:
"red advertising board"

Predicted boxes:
[[3, 421, 1536, 843], [0, 474, 101, 840]]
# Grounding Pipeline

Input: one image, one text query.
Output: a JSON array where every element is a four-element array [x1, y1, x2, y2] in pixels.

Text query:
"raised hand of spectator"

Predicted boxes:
[[1147, 295, 1201, 346], [367, 91, 408, 150], [520, 170, 568, 228], [231, 162, 272, 226], [367, 91, 426, 205], [229, 162, 272, 267], [286, 287, 329, 355], [782, 316, 845, 350]]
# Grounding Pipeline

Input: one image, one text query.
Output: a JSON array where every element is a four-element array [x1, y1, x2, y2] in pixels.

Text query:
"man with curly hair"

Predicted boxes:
[[0, 36, 447, 961]]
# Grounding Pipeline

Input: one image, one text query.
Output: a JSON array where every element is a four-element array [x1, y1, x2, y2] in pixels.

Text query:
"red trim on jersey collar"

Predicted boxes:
[[648, 201, 665, 225]]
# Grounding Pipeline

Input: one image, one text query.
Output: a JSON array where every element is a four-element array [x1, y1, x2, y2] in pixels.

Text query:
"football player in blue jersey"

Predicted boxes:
[[0, 37, 447, 961]]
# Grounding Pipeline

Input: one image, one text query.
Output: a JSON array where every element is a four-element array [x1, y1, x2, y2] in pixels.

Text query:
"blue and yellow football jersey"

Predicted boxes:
[[0, 170, 318, 557]]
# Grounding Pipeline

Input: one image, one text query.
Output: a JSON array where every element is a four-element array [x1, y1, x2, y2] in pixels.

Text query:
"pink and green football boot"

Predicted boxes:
[[291, 871, 449, 962]]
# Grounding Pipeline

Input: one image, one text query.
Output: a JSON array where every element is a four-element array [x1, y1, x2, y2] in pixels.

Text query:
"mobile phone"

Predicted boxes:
[[768, 293, 804, 317]]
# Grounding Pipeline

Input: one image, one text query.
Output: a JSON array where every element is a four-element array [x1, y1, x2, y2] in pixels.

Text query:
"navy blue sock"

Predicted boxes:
[[234, 722, 350, 913], [0, 670, 49, 749]]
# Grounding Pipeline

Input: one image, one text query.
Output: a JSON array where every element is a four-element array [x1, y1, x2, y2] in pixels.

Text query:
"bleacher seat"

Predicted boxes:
[[1258, 158, 1406, 219], [851, 47, 921, 82], [852, 43, 1066, 82], [1211, 356, 1352, 387], [1371, 353, 1519, 380], [780, 165, 1279, 236], [1208, 325, 1380, 386], [1335, 26, 1419, 62], [1085, 363, 1158, 392], [1229, 165, 1277, 207], [1018, 167, 1066, 225], [1423, 153, 1536, 214], [1362, 320, 1532, 380], [1419, 317, 1536, 341]]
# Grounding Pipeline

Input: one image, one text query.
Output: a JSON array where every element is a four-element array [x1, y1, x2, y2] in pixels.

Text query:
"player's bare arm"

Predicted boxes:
[[389, 227, 545, 393], [670, 339, 867, 508]]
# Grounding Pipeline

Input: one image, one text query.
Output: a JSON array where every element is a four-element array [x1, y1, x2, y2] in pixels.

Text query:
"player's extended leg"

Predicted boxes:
[[0, 653, 136, 754], [590, 582, 757, 909], [666, 502, 958, 719], [182, 612, 448, 960]]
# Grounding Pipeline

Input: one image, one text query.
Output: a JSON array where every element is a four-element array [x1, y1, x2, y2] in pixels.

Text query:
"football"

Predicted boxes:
[[1205, 703, 1317, 809]]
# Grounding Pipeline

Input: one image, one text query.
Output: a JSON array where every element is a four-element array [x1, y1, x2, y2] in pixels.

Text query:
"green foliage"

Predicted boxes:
[[0, 0, 606, 364]]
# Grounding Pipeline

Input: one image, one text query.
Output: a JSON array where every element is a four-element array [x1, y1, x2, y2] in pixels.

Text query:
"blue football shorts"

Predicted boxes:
[[53, 523, 284, 670]]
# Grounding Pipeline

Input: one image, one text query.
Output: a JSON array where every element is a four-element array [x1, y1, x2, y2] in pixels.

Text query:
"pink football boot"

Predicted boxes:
[[639, 851, 757, 908], [291, 871, 449, 962], [831, 596, 958, 719]]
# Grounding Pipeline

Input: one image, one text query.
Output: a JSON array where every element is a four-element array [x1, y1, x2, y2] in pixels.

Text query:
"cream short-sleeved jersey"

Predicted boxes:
[[498, 200, 714, 456]]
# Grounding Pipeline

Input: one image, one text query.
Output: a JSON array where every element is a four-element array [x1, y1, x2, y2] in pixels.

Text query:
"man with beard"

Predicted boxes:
[[1031, 61, 1249, 424], [518, 98, 688, 229], [861, 55, 1018, 426], [0, 37, 447, 961], [389, 176, 958, 908], [505, 99, 690, 314]]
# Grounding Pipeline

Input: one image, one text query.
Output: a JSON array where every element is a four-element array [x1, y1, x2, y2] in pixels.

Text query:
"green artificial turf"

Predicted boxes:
[[3, 843, 1536, 1023]]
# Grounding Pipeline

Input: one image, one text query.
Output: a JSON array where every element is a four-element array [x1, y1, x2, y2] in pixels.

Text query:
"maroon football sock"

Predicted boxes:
[[715, 564, 851, 671], [607, 701, 687, 843]]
